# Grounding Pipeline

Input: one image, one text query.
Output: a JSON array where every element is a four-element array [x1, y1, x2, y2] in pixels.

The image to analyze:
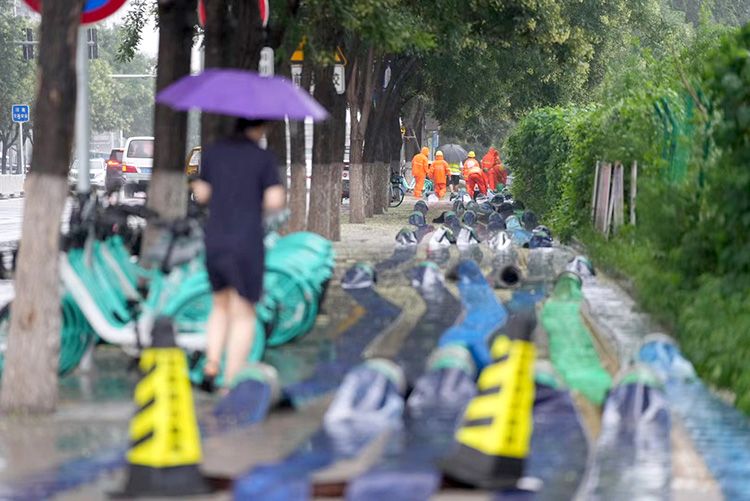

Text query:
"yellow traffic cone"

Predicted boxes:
[[118, 317, 212, 497], [440, 311, 536, 490]]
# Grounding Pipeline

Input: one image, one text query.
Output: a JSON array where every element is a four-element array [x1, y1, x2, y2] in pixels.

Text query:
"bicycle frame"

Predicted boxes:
[[59, 252, 209, 353]]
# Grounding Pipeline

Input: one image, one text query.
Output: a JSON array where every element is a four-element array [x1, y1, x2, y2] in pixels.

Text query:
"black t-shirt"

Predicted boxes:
[[199, 137, 281, 253]]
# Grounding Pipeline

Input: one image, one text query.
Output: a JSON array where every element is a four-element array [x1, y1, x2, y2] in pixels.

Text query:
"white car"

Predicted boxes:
[[68, 158, 107, 190], [120, 136, 154, 197]]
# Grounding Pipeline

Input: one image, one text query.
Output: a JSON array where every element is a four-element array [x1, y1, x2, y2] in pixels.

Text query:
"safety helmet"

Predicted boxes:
[[468, 151, 476, 158], [436, 150, 444, 157]]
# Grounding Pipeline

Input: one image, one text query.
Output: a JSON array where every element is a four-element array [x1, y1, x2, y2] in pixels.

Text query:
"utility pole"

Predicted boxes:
[[74, 27, 97, 193], [75, 27, 90, 193]]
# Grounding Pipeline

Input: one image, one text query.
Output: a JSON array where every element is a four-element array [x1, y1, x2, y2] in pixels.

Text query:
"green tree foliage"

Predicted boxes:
[[0, 4, 35, 172], [91, 25, 155, 137]]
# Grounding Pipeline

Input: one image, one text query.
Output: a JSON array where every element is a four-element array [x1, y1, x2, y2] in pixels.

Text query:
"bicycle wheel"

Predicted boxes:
[[389, 185, 405, 208]]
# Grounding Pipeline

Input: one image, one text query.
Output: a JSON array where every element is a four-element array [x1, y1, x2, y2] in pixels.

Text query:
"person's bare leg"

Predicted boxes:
[[223, 290, 257, 388], [204, 289, 231, 378]]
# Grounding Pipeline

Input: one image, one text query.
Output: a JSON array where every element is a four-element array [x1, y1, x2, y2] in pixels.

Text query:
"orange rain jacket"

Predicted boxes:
[[431, 155, 449, 185], [463, 157, 482, 178], [412, 147, 430, 179], [481, 148, 500, 173]]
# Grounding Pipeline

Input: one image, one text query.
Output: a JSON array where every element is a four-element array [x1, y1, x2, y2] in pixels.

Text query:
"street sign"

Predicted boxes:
[[333, 64, 345, 94], [23, 0, 128, 25], [259, 47, 274, 77], [12, 105, 29, 123]]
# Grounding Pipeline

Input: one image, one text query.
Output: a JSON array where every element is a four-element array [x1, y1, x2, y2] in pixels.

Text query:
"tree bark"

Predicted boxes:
[[144, 0, 197, 252], [233, 0, 264, 72], [373, 162, 388, 214], [201, 0, 234, 147], [328, 90, 346, 241], [0, 0, 84, 414], [364, 163, 374, 218], [308, 67, 339, 240], [347, 47, 377, 224]]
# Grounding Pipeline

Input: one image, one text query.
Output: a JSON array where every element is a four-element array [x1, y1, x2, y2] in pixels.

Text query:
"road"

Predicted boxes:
[[0, 198, 24, 246]]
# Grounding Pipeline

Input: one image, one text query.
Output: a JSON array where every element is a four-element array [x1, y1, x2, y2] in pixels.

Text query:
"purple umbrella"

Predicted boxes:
[[156, 69, 329, 122]]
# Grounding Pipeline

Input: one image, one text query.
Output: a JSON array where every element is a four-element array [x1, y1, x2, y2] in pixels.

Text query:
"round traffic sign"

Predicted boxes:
[[23, 0, 128, 25]]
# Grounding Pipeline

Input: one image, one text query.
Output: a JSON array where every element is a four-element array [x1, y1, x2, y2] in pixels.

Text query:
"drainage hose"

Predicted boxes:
[[540, 272, 612, 405], [580, 365, 671, 500]]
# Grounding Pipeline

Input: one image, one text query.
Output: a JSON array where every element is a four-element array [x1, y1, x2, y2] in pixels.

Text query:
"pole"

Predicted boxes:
[[75, 27, 90, 194], [17, 122, 24, 175]]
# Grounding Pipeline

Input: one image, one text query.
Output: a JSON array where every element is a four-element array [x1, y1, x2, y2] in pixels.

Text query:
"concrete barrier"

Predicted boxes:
[[0, 175, 25, 198]]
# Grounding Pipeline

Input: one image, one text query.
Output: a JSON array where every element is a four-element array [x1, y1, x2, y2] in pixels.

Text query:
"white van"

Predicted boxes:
[[120, 136, 154, 196]]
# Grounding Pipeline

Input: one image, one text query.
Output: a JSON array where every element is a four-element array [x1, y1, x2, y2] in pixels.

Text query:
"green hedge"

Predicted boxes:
[[505, 24, 750, 413]]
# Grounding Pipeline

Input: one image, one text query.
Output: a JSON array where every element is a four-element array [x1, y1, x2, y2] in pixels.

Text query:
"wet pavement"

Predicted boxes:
[[0, 197, 739, 499]]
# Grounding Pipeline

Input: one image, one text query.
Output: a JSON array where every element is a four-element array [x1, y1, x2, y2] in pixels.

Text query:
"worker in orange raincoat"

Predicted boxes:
[[463, 151, 486, 198], [430, 150, 450, 199], [412, 146, 430, 198], [482, 147, 502, 193]]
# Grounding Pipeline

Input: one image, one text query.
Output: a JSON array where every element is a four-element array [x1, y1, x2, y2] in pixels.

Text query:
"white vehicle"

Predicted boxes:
[[120, 136, 154, 197], [68, 158, 107, 190]]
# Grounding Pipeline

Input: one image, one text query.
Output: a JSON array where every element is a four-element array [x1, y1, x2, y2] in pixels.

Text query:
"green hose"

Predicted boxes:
[[541, 272, 612, 405]]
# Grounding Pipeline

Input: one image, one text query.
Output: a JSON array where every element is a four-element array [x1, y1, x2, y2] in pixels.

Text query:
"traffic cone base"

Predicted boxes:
[[119, 464, 212, 497], [441, 443, 524, 490]]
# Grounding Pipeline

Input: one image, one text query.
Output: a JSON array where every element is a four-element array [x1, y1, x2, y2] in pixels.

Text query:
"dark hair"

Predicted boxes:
[[235, 118, 269, 133]]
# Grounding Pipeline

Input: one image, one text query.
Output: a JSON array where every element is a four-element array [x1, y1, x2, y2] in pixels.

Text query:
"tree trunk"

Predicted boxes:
[[1, 143, 8, 175], [201, 0, 234, 147], [266, 121, 287, 189], [373, 162, 388, 214], [233, 0, 264, 72], [308, 67, 342, 240], [364, 163, 374, 218], [0, 0, 84, 414], [347, 48, 377, 224], [328, 94, 346, 241], [144, 0, 197, 252]]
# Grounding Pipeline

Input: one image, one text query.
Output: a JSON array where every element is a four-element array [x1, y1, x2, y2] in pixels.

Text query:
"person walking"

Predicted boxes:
[[463, 151, 486, 198], [412, 146, 430, 198], [448, 160, 462, 195], [191, 118, 286, 392], [431, 150, 450, 199], [482, 147, 500, 193]]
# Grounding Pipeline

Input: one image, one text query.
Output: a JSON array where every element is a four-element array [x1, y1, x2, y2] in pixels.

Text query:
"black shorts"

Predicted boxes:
[[450, 175, 461, 186], [206, 249, 263, 302]]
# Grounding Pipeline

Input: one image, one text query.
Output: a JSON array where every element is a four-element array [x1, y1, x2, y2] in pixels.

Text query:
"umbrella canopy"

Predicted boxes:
[[440, 144, 468, 165], [156, 69, 329, 122]]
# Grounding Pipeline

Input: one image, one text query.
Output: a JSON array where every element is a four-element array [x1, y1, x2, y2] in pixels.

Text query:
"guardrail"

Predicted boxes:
[[0, 175, 25, 198]]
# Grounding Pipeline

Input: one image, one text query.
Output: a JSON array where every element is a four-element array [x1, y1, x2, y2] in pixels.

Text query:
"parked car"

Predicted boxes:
[[68, 158, 107, 190], [121, 136, 154, 197], [186, 146, 201, 177], [104, 148, 125, 193]]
